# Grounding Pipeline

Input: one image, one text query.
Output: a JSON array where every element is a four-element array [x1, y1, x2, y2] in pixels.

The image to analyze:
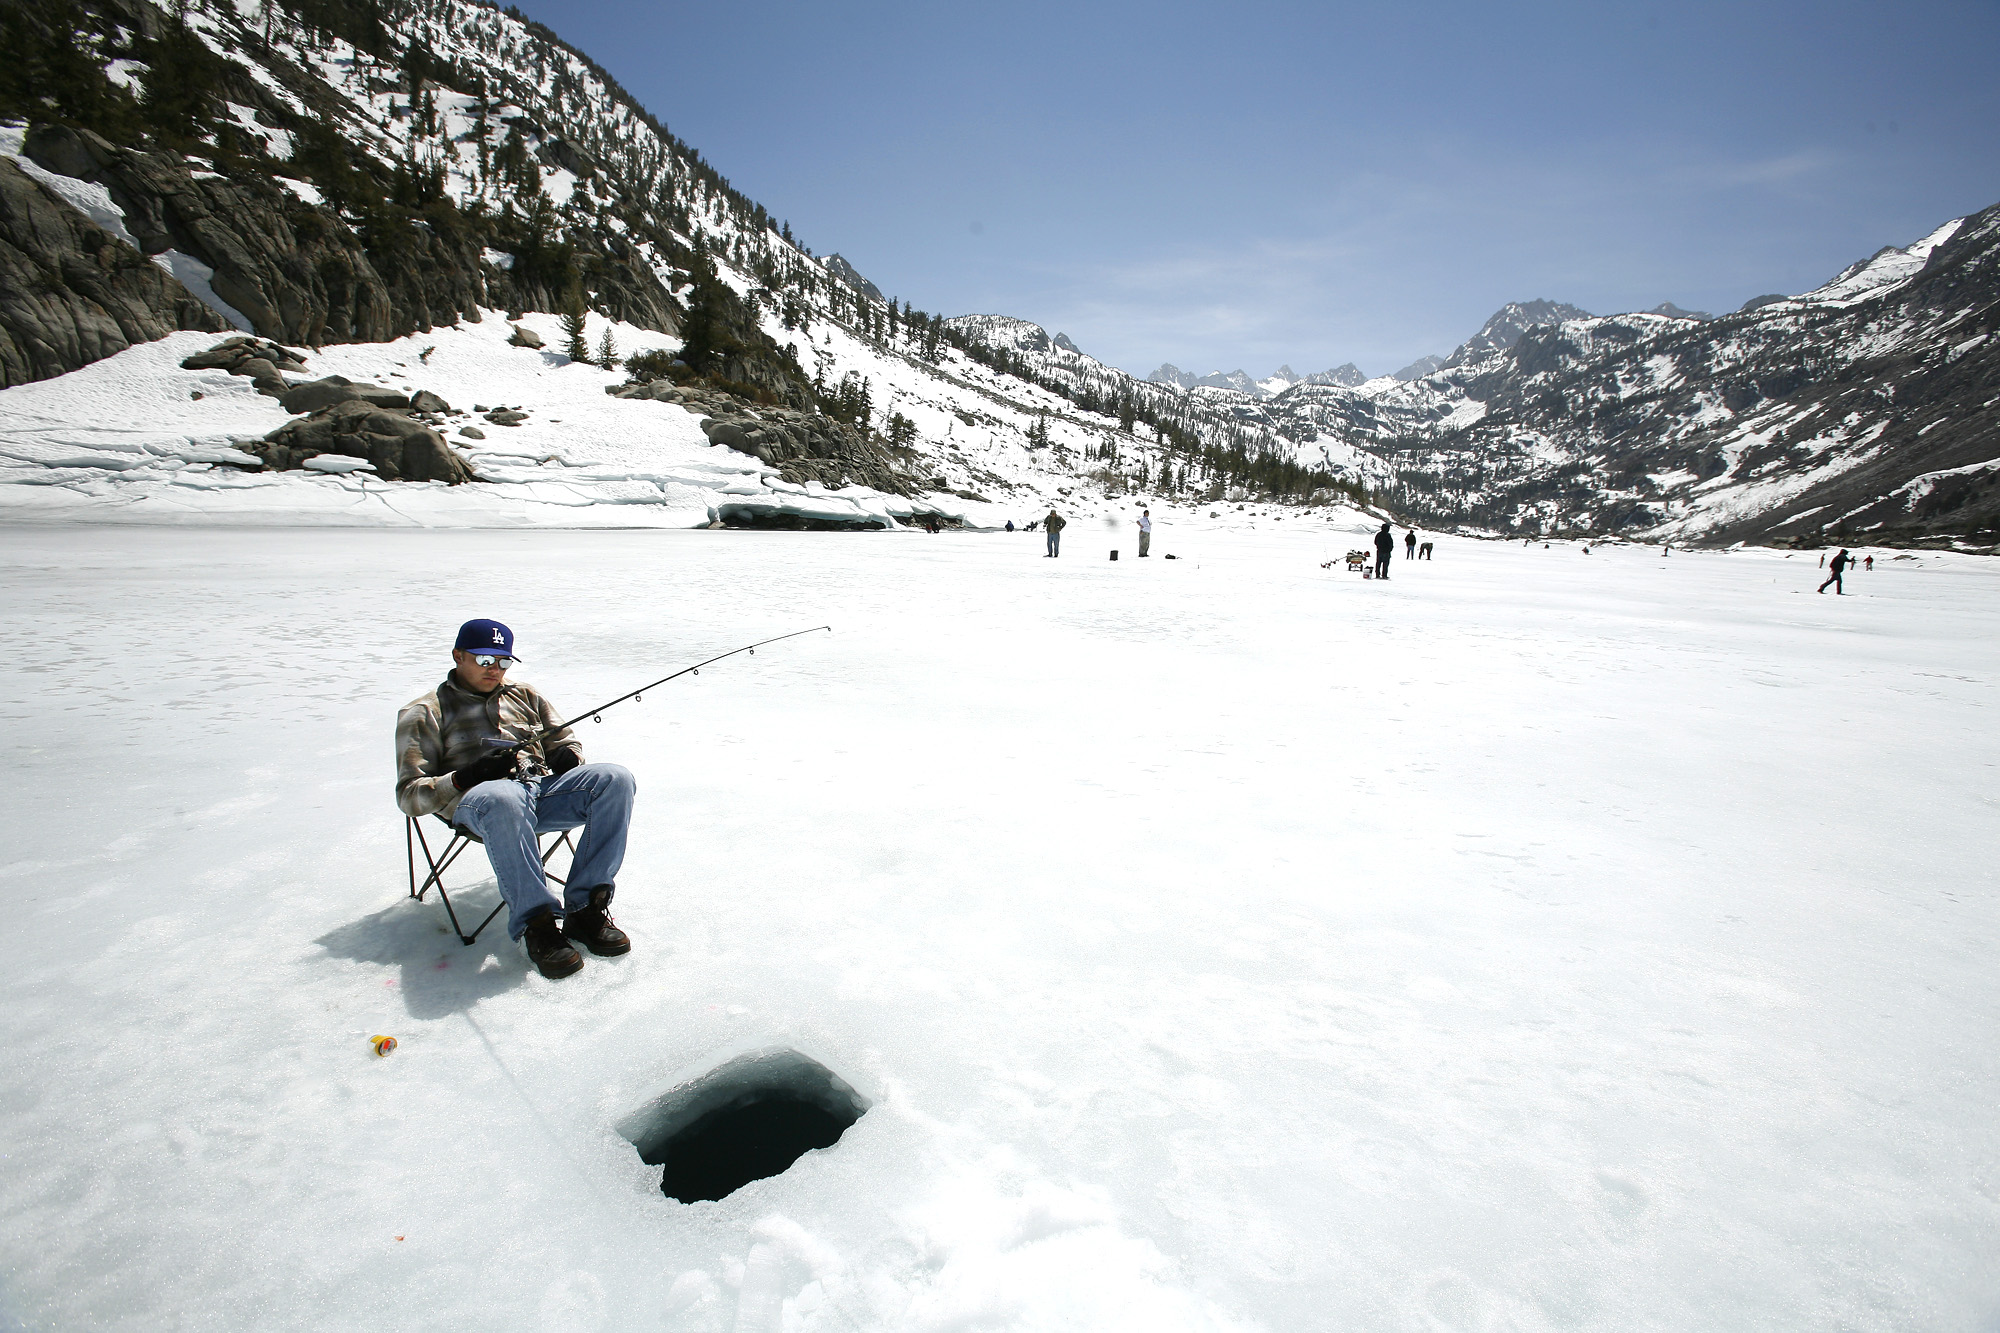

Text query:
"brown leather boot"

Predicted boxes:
[[562, 888, 630, 956], [522, 909, 584, 979]]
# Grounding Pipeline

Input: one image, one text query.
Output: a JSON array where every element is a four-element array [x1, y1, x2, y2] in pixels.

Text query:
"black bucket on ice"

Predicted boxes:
[[1109, 549, 1119, 561], [619, 1048, 868, 1203]]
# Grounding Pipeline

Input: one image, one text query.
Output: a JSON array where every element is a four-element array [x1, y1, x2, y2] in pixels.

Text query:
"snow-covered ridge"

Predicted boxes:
[[1788, 217, 1966, 309]]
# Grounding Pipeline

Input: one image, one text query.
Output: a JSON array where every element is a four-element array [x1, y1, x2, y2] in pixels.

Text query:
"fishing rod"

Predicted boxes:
[[478, 626, 831, 773], [553, 625, 832, 731]]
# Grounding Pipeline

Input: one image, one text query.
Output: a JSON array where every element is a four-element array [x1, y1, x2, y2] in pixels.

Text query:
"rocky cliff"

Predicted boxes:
[[0, 154, 229, 386]]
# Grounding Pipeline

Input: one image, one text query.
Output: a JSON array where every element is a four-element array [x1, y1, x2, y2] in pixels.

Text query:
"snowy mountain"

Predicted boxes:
[[1440, 299, 1596, 368], [1256, 363, 1300, 395], [1146, 365, 1263, 396], [821, 253, 883, 303], [1260, 210, 2000, 545], [1148, 361, 1366, 398], [1299, 363, 1367, 389], [1390, 354, 1445, 381]]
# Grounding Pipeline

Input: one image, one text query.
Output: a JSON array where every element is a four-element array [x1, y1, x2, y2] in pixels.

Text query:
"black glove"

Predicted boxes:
[[546, 747, 582, 777], [451, 746, 519, 791]]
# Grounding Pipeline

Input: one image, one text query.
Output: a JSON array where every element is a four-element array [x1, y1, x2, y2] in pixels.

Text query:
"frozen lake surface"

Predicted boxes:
[[0, 525, 1994, 1331]]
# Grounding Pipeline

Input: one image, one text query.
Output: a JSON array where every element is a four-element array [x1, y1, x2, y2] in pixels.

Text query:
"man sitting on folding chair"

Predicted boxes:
[[395, 618, 637, 980]]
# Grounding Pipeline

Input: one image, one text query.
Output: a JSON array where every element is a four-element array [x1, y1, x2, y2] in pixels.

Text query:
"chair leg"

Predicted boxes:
[[410, 819, 476, 903], [458, 897, 506, 947], [410, 819, 496, 946], [406, 819, 571, 948]]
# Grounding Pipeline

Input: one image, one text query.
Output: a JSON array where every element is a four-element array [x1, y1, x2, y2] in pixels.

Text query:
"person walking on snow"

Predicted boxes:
[[1404, 529, 1416, 561], [1138, 508, 1153, 557], [1818, 549, 1851, 595], [1864, 554, 1873, 570], [395, 619, 637, 980], [1373, 522, 1394, 579], [1044, 509, 1067, 557]]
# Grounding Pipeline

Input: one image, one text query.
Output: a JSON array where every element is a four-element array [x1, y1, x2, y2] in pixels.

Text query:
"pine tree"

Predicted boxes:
[[561, 287, 590, 363], [596, 326, 619, 370]]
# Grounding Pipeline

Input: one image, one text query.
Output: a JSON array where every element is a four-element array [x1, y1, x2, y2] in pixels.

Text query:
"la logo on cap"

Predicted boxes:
[[492, 629, 504, 643]]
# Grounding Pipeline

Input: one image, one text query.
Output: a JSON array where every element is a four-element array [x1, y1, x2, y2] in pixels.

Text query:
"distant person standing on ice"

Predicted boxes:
[[395, 619, 636, 981], [1005, 520, 1015, 532], [1373, 522, 1394, 579], [1404, 529, 1416, 561], [1818, 549, 1852, 595], [1044, 509, 1067, 558], [1138, 508, 1153, 557], [1864, 554, 1873, 570]]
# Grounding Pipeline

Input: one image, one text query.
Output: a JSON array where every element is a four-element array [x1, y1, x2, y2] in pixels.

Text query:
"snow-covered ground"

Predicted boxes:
[[0, 527, 1993, 1331]]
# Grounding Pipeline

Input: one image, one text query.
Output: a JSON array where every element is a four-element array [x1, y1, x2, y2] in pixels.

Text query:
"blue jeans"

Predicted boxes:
[[451, 763, 637, 939], [1046, 529, 1061, 556]]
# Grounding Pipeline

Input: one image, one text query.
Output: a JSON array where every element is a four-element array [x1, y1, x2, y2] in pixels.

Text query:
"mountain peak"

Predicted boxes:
[[823, 254, 884, 303], [1443, 299, 1594, 368], [1301, 363, 1367, 389]]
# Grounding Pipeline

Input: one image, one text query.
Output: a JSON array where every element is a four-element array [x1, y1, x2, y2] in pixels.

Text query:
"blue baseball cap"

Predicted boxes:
[[454, 618, 520, 660]]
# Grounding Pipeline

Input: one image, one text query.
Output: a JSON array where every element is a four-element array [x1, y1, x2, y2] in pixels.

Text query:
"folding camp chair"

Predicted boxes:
[[406, 816, 577, 945]]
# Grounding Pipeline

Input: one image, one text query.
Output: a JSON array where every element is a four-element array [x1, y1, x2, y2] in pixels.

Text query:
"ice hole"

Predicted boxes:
[[619, 1048, 869, 1204]]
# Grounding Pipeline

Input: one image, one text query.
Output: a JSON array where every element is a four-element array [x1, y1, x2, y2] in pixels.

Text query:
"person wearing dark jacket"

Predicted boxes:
[[1818, 549, 1851, 594], [1404, 529, 1416, 561], [1044, 509, 1067, 557], [1373, 522, 1394, 579]]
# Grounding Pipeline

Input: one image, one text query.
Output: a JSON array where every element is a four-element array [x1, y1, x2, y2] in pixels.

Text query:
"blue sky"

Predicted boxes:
[[511, 0, 2000, 379]]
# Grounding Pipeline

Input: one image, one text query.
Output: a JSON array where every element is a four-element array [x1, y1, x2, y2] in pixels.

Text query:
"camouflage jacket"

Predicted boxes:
[[394, 675, 583, 820]]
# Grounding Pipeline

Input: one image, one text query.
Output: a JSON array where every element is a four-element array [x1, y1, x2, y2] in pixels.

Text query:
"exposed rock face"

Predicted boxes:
[[23, 124, 428, 347], [253, 398, 473, 483], [822, 254, 884, 303], [0, 157, 229, 387], [713, 506, 888, 532], [12, 120, 684, 370], [279, 376, 411, 414], [608, 379, 919, 494], [180, 335, 308, 395]]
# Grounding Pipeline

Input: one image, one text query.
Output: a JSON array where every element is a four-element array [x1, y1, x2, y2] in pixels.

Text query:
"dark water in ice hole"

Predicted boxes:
[[657, 1093, 859, 1203]]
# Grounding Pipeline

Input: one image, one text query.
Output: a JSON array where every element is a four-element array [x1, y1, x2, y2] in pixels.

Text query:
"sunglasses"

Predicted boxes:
[[468, 653, 517, 668]]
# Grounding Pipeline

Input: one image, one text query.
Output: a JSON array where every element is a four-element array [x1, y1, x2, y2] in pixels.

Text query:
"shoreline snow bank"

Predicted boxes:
[[0, 317, 958, 530]]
